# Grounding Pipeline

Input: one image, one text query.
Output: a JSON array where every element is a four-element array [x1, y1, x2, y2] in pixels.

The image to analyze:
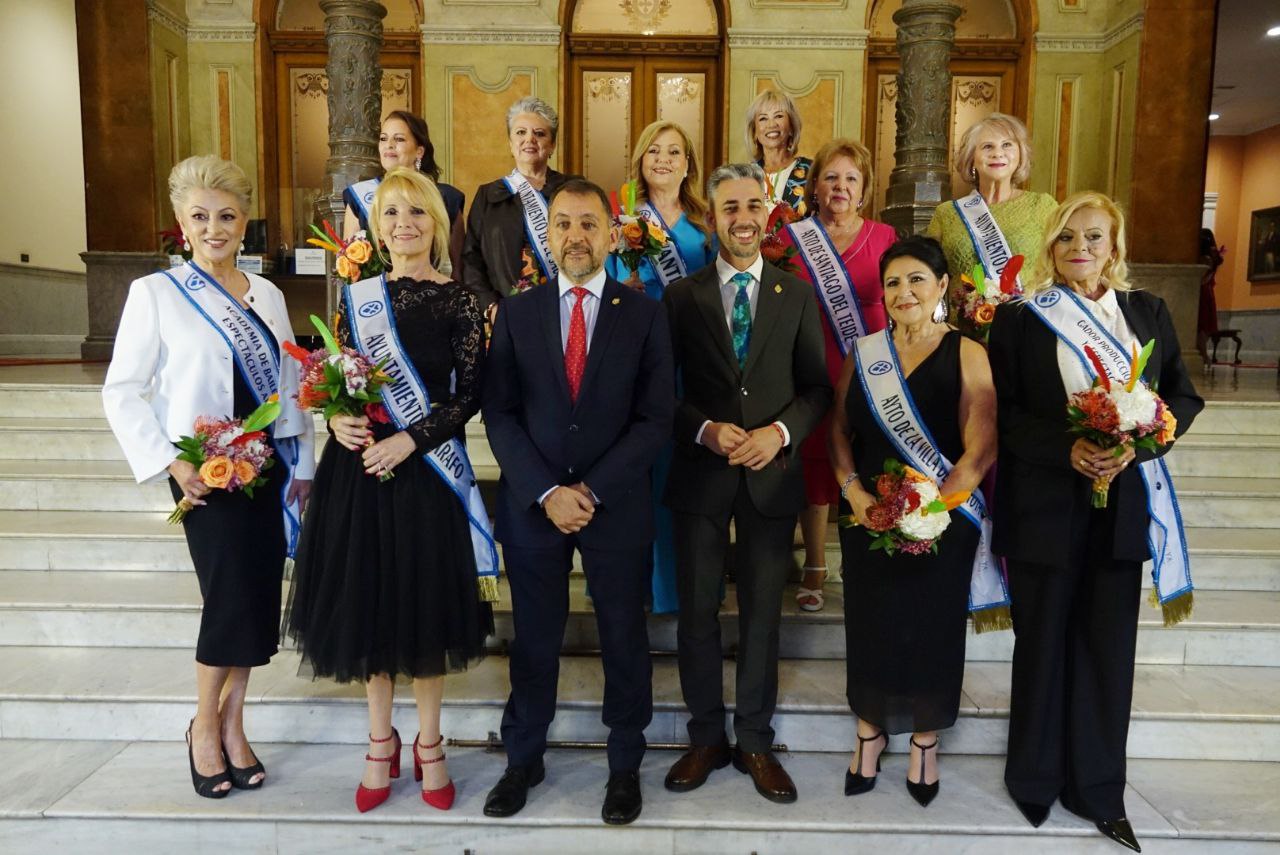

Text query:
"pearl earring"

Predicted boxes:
[[182, 235, 190, 252]]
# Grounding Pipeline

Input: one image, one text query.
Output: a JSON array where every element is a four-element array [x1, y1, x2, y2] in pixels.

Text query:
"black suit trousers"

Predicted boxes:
[[673, 477, 796, 753], [1004, 549, 1142, 820], [499, 539, 653, 773]]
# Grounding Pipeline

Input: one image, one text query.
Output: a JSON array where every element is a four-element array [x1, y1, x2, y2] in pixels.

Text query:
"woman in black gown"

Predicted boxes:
[[285, 168, 493, 813], [828, 235, 997, 806]]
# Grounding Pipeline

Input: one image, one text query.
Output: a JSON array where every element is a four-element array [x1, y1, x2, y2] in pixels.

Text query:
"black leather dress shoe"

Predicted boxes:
[[482, 759, 546, 818], [1014, 799, 1051, 828], [1096, 818, 1141, 852], [602, 771, 642, 825]]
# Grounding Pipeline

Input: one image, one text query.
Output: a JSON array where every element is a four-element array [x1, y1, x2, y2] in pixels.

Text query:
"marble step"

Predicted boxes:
[[1165, 433, 1280, 478], [1, 646, 1276, 761], [2, 509, 1275, 595], [1, 742, 1275, 855], [2, 571, 1278, 668]]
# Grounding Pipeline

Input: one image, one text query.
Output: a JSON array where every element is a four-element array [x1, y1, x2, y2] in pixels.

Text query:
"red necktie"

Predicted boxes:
[[564, 286, 589, 402]]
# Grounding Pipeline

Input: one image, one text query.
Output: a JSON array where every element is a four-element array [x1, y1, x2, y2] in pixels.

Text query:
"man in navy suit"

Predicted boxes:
[[481, 178, 674, 825]]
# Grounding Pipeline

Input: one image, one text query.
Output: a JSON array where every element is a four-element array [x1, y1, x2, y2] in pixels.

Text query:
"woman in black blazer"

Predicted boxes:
[[988, 191, 1203, 852]]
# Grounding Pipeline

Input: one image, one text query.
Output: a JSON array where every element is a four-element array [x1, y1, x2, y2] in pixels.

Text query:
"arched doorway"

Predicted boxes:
[[864, 0, 1035, 213], [563, 0, 726, 192], [255, 0, 423, 254]]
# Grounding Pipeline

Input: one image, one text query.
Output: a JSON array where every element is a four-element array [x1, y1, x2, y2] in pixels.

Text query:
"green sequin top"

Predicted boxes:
[[926, 190, 1059, 289]]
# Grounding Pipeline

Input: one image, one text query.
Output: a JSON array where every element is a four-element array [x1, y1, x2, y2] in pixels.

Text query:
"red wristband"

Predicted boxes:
[[772, 423, 786, 447]]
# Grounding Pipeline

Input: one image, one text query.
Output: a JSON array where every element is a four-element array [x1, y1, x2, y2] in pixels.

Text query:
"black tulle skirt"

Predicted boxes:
[[283, 428, 493, 682]]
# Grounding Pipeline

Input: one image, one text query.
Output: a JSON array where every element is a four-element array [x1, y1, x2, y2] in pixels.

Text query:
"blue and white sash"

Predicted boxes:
[[954, 190, 1023, 293], [639, 203, 687, 290], [502, 169, 558, 283], [854, 330, 1011, 629], [347, 178, 380, 227], [1024, 285, 1193, 619], [161, 262, 302, 556], [787, 217, 870, 357], [344, 276, 500, 601]]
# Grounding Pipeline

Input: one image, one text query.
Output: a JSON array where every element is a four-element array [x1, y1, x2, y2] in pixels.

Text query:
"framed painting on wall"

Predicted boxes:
[[1248, 205, 1280, 282]]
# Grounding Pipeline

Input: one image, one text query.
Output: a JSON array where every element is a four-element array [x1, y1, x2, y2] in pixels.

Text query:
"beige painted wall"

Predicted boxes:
[[0, 0, 86, 272], [1205, 127, 1280, 311]]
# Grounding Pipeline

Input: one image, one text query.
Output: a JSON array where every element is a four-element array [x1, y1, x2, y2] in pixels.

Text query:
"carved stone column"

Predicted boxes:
[[879, 0, 961, 237], [317, 0, 385, 317]]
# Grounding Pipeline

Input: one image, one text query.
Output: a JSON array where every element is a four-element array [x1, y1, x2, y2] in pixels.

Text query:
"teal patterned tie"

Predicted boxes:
[[731, 272, 753, 369]]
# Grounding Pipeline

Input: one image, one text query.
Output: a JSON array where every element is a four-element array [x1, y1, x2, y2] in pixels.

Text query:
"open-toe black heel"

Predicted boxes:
[[844, 729, 886, 796], [906, 736, 939, 807], [186, 719, 231, 799], [223, 745, 265, 790]]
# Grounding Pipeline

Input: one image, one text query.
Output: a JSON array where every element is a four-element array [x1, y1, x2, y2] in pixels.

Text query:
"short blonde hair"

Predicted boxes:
[[805, 138, 875, 215], [367, 168, 451, 272], [1027, 190, 1132, 295], [168, 155, 252, 214], [630, 120, 709, 237], [745, 89, 803, 161], [953, 113, 1032, 187]]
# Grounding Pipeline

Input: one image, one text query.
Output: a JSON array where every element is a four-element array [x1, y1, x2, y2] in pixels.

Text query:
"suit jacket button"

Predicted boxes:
[[568, 466, 576, 474], [741, 387, 749, 396], [248, 295, 254, 302], [568, 424, 579, 432]]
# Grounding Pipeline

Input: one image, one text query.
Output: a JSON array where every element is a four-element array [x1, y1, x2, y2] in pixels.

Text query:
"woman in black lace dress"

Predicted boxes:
[[285, 168, 493, 813]]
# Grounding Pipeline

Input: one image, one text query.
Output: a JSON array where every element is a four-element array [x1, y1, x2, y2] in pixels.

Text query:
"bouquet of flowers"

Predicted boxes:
[[841, 459, 970, 556], [167, 395, 282, 523], [511, 245, 547, 296], [306, 220, 385, 285], [610, 181, 669, 276], [954, 256, 1023, 343], [1067, 340, 1178, 507], [759, 202, 803, 276], [283, 314, 395, 479]]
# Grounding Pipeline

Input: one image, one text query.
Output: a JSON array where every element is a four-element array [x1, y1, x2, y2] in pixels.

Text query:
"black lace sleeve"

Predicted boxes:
[[405, 287, 486, 452], [333, 300, 352, 349]]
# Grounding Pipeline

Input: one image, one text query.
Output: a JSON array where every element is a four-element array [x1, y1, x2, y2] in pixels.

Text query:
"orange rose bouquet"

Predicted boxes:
[[307, 219, 385, 285], [759, 202, 804, 276], [167, 395, 283, 523], [610, 180, 669, 276], [954, 256, 1023, 344]]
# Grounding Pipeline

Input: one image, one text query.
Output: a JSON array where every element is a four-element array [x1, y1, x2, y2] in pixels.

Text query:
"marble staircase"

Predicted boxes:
[[0, 369, 1278, 853]]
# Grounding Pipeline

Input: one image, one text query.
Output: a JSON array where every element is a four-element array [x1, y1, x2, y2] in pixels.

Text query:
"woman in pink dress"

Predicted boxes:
[[776, 139, 895, 612]]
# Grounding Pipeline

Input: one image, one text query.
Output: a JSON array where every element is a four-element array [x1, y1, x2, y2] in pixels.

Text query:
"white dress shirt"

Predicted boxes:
[[695, 254, 790, 447], [557, 268, 607, 352], [1055, 286, 1138, 394]]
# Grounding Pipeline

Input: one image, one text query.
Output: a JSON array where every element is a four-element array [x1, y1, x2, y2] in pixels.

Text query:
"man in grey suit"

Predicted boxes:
[[661, 163, 832, 804]]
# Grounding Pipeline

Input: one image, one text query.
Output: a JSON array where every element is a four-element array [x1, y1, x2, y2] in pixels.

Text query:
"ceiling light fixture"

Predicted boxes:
[[1209, 113, 1220, 121], [1268, 25, 1280, 37]]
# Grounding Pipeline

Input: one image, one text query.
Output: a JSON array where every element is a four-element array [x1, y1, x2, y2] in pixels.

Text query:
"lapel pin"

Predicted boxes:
[[612, 297, 621, 305], [774, 283, 783, 294]]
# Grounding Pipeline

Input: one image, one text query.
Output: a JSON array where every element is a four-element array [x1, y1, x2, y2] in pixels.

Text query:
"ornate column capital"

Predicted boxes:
[[880, 0, 961, 236]]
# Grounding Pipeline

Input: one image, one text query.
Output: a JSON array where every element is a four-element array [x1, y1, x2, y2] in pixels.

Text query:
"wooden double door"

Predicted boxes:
[[567, 53, 722, 195]]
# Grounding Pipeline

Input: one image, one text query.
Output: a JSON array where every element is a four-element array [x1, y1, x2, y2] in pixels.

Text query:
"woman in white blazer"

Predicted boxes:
[[102, 156, 315, 799]]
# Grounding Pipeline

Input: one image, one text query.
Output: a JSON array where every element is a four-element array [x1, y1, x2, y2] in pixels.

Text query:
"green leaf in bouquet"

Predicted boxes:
[[242, 396, 282, 433], [970, 263, 986, 295], [925, 499, 947, 514], [1133, 339, 1155, 381], [883, 458, 906, 476], [310, 314, 342, 355]]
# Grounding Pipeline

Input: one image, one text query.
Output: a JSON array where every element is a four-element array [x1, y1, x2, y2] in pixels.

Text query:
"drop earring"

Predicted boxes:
[[970, 167, 977, 181], [182, 235, 190, 252], [932, 300, 947, 324], [414, 157, 422, 171]]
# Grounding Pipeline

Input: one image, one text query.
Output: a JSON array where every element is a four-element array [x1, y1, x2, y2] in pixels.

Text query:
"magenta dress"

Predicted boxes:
[[779, 218, 895, 505]]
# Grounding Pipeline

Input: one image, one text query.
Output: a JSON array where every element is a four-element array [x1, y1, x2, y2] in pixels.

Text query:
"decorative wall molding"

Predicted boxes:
[[1035, 13, 1143, 54], [749, 0, 847, 7], [188, 23, 257, 43], [146, 1, 188, 39], [728, 28, 868, 50], [421, 25, 560, 46], [445, 66, 539, 96]]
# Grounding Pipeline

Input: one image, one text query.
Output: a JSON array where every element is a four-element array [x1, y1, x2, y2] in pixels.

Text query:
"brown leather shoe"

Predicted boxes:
[[732, 748, 797, 804], [664, 743, 731, 792]]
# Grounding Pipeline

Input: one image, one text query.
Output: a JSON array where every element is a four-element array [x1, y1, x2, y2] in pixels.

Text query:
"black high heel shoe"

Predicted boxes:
[[844, 729, 886, 796], [905, 736, 939, 807], [223, 745, 265, 790], [185, 719, 231, 799], [1096, 817, 1141, 852]]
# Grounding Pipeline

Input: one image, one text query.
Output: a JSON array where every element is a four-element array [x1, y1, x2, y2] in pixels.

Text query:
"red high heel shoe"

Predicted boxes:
[[355, 729, 401, 813], [413, 733, 455, 810]]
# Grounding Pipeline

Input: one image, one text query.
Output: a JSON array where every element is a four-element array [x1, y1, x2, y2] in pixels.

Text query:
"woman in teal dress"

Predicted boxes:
[[606, 119, 716, 614]]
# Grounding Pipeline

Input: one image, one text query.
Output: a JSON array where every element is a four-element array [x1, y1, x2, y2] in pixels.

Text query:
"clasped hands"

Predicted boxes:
[[330, 414, 415, 478], [1070, 437, 1135, 480], [703, 421, 784, 470], [543, 483, 596, 534]]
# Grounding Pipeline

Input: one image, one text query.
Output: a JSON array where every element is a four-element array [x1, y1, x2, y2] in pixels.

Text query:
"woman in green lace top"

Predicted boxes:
[[926, 113, 1056, 311]]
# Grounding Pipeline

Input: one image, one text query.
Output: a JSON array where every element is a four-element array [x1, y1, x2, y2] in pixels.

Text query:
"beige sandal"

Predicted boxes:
[[796, 566, 827, 612]]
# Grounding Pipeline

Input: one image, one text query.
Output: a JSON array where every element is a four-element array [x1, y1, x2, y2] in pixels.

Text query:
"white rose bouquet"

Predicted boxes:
[[841, 459, 970, 557]]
